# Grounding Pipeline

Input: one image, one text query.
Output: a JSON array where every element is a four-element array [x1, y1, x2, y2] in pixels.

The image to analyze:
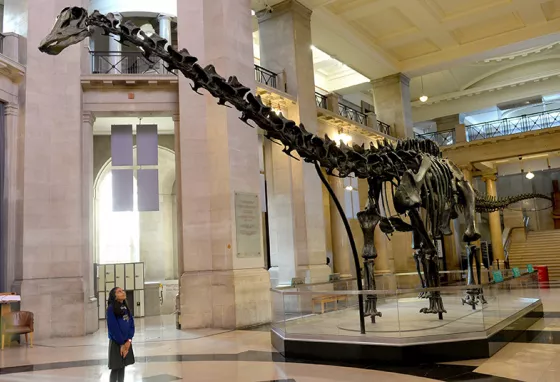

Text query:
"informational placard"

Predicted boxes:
[[527, 264, 534, 273], [234, 192, 261, 258], [492, 270, 504, 283], [512, 267, 521, 278]]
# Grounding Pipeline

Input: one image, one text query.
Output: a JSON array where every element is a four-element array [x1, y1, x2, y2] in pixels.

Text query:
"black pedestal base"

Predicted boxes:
[[271, 302, 543, 365]]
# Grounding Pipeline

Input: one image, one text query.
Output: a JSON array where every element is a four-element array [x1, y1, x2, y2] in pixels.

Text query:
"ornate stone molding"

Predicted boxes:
[[172, 113, 180, 123], [256, 0, 312, 23], [371, 73, 410, 89], [4, 103, 18, 116], [82, 111, 96, 126]]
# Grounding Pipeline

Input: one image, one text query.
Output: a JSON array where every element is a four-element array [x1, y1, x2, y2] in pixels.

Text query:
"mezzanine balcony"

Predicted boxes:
[[466, 108, 560, 142]]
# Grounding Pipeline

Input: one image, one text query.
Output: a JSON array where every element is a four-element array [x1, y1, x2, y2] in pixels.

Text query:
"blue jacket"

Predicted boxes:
[[106, 304, 135, 345]]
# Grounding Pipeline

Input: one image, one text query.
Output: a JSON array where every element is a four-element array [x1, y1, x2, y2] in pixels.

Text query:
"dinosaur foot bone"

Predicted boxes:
[[420, 293, 447, 315]]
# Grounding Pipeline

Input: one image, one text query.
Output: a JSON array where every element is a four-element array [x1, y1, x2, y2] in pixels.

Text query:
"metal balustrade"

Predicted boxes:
[[377, 120, 391, 136], [466, 108, 560, 142], [416, 129, 456, 146], [90, 51, 171, 75], [315, 92, 328, 109], [338, 103, 368, 126], [254, 64, 278, 90]]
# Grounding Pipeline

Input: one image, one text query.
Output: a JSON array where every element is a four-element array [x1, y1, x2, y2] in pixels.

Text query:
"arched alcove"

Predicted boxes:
[[94, 146, 178, 284]]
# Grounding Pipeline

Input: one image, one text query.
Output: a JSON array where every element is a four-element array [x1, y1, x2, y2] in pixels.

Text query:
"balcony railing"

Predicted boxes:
[[90, 51, 171, 75], [254, 64, 279, 90], [416, 129, 456, 146], [377, 120, 391, 136], [338, 103, 368, 126], [466, 108, 560, 142], [315, 92, 327, 109]]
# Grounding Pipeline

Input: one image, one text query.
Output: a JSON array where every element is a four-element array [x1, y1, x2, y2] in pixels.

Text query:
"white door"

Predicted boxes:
[[98, 291, 106, 319], [115, 264, 125, 288], [133, 290, 145, 317], [134, 263, 144, 290], [97, 264, 105, 292], [125, 263, 135, 290]]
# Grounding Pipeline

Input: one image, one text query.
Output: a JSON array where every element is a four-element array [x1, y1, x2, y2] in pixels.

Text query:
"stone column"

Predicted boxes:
[[17, 0, 89, 339], [4, 103, 22, 293], [455, 124, 467, 143], [483, 175, 505, 263], [82, 112, 98, 335], [258, 0, 331, 284], [108, 12, 123, 74], [158, 14, 173, 47], [371, 73, 414, 138], [434, 114, 459, 132], [176, 0, 271, 329]]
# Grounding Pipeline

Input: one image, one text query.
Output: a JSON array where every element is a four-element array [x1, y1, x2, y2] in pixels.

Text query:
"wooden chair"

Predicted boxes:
[[1, 311, 34, 349]]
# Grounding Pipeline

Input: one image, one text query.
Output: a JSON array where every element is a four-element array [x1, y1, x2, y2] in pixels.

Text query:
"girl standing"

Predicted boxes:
[[106, 287, 135, 382]]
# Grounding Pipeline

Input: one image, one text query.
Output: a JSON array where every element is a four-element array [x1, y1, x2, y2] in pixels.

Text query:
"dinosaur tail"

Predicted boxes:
[[475, 193, 552, 213]]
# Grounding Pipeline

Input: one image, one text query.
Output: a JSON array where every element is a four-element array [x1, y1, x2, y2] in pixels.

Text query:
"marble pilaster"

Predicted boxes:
[[176, 0, 271, 329], [82, 112, 98, 335], [371, 73, 414, 139], [18, 0, 90, 339], [3, 103, 22, 292], [258, 0, 330, 284]]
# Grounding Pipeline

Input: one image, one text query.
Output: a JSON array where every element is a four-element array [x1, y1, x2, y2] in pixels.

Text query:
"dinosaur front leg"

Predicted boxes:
[[357, 203, 383, 322], [458, 180, 481, 242], [409, 209, 447, 317]]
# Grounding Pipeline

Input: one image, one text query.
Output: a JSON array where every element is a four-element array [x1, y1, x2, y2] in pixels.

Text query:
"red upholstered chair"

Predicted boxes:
[[1, 311, 34, 349]]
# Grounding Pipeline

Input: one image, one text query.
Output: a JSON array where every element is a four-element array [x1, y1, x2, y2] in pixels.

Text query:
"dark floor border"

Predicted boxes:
[[272, 301, 543, 365]]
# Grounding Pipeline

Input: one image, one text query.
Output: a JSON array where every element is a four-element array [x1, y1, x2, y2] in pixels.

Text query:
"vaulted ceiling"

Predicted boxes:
[[254, 0, 560, 81]]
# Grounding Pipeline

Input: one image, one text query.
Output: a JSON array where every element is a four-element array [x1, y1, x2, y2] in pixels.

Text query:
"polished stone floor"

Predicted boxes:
[[1, 288, 560, 381]]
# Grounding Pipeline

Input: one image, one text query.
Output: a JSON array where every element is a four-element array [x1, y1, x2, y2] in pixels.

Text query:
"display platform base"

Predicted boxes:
[[271, 299, 543, 365]]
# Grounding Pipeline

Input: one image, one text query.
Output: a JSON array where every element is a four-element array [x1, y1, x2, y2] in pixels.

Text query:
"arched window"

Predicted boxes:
[[97, 171, 140, 264]]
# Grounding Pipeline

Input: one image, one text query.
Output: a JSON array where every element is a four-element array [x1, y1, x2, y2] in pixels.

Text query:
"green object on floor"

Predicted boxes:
[[492, 270, 504, 283]]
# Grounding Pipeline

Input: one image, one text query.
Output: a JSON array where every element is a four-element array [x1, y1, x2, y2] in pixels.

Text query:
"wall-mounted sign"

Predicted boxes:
[[234, 192, 261, 258]]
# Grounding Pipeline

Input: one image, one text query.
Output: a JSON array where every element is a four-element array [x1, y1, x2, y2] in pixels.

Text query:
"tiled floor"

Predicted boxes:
[[2, 288, 560, 381]]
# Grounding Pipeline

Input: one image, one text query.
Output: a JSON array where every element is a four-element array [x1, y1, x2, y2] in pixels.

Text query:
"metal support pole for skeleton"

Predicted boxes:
[[314, 162, 366, 334]]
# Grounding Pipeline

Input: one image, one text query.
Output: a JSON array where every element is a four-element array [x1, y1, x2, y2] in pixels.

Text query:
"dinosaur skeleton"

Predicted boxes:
[[39, 7, 552, 327]]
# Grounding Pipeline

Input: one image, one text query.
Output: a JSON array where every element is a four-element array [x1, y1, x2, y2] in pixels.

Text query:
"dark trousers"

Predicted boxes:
[[110, 367, 125, 382]]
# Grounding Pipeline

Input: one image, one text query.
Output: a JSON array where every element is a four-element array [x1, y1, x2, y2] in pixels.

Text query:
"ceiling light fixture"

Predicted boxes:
[[526, 171, 535, 180], [345, 185, 354, 191], [419, 76, 428, 103], [251, 9, 256, 16]]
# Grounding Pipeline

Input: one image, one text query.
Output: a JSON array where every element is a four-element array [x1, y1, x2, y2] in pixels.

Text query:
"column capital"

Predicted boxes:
[[257, 0, 312, 23], [5, 103, 18, 116], [157, 13, 173, 21], [82, 111, 96, 126], [371, 73, 410, 89], [172, 114, 180, 122], [482, 174, 497, 182]]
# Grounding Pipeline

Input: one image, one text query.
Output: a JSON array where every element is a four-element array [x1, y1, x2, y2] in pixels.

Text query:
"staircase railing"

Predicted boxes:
[[503, 216, 530, 269]]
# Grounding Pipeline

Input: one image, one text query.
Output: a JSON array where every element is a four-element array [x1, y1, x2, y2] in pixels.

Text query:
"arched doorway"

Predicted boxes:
[[94, 146, 178, 317]]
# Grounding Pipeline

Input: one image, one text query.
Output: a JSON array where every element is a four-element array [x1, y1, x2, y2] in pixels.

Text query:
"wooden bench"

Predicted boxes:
[[312, 294, 347, 314]]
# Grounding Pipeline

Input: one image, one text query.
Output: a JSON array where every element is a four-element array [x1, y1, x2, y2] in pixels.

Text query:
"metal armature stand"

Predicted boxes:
[[462, 244, 488, 309], [314, 162, 366, 334]]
